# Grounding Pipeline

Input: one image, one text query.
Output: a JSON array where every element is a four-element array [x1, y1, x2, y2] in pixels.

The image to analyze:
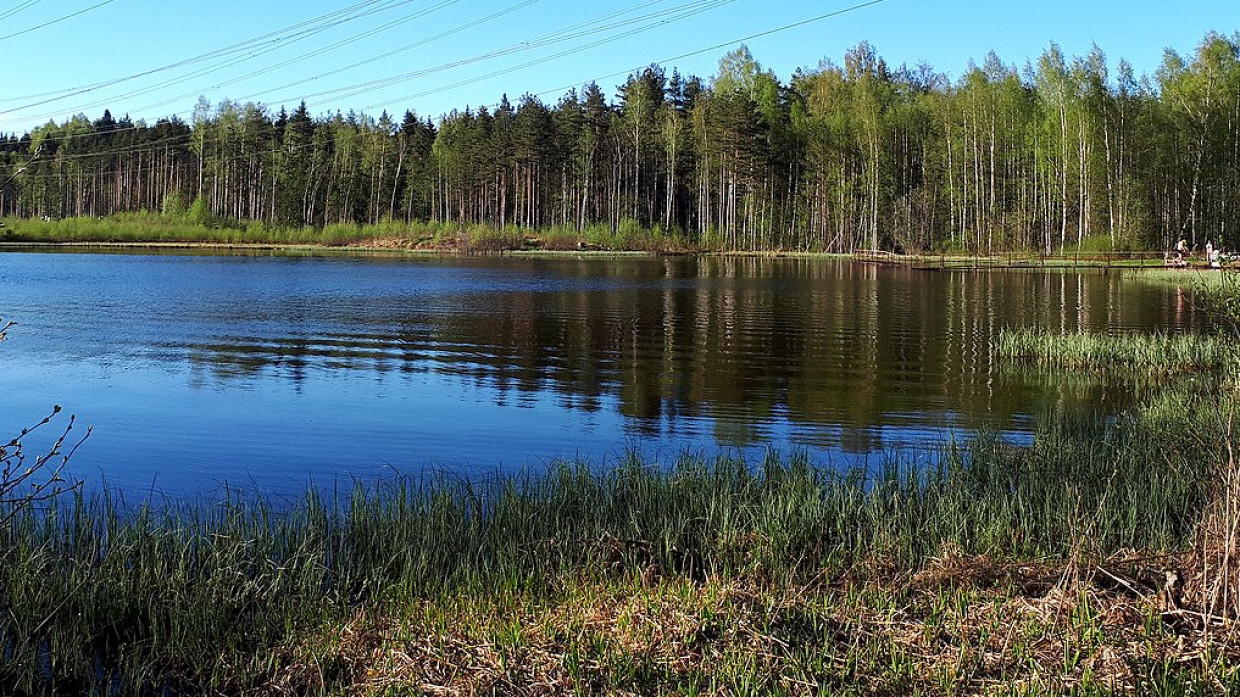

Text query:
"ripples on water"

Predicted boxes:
[[0, 250, 1201, 496]]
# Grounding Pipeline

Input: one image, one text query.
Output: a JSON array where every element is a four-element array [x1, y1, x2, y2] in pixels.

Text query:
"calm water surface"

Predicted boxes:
[[0, 250, 1200, 497]]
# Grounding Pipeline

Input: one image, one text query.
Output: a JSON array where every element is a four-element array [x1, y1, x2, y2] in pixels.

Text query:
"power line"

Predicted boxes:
[[525, 0, 892, 103], [328, 0, 735, 108], [4, 0, 889, 159], [6, 0, 686, 128], [12, 0, 460, 123], [362, 0, 736, 109], [23, 0, 674, 122], [228, 0, 546, 106], [0, 0, 47, 24], [125, 0, 478, 117], [0, 0, 119, 43], [0, 0, 416, 108]]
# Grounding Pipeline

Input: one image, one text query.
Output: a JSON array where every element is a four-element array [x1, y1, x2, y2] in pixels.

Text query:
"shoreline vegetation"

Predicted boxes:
[[1, 213, 696, 255], [0, 213, 1231, 271], [2, 285, 1240, 693], [0, 415, 1235, 696], [997, 328, 1240, 375]]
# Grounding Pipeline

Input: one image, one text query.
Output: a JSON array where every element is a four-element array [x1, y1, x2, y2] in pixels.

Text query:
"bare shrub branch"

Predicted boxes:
[[0, 318, 88, 524]]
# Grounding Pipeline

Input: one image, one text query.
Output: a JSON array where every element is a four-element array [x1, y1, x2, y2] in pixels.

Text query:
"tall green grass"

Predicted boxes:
[[0, 395, 1225, 694], [996, 327, 1240, 374], [2, 213, 454, 247]]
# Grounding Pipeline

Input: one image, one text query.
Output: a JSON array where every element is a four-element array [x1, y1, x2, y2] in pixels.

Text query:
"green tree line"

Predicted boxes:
[[2, 32, 1238, 253]]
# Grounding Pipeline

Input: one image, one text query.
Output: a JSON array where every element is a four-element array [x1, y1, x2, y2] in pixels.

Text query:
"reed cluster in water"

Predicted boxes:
[[997, 327, 1240, 375], [0, 389, 1230, 694]]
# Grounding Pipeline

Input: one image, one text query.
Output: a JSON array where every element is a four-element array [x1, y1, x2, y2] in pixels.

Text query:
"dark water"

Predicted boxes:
[[0, 250, 1200, 497]]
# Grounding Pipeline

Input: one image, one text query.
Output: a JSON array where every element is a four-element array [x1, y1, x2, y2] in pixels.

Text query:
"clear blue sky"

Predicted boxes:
[[0, 0, 1234, 134]]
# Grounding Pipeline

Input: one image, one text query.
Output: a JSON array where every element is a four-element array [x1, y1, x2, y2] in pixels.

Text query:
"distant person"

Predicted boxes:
[[1166, 252, 1187, 268]]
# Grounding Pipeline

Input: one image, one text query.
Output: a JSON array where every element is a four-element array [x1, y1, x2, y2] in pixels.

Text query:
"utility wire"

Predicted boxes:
[[0, 0, 417, 107], [364, 0, 737, 109], [15, 0, 463, 122], [0, 0, 119, 43], [6, 0, 888, 160], [125, 0, 475, 116], [0, 146, 43, 189], [18, 0, 664, 121], [322, 0, 734, 107], [524, 0, 892, 104], [230, 0, 549, 105], [0, 0, 47, 24], [7, 0, 677, 129]]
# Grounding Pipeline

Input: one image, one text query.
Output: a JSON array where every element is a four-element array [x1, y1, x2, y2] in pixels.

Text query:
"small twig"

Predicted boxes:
[[1094, 565, 1155, 599]]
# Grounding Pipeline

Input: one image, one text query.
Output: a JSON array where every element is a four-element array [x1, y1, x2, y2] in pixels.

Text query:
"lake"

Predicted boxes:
[[0, 250, 1199, 498]]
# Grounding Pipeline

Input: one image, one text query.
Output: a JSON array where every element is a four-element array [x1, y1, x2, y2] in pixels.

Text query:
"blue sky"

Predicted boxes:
[[0, 0, 1234, 134]]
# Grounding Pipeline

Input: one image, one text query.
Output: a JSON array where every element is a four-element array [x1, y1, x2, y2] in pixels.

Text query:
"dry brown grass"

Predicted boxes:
[[258, 547, 1240, 696]]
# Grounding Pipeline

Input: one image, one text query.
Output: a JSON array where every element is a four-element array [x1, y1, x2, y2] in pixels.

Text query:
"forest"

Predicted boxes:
[[2, 32, 1238, 254]]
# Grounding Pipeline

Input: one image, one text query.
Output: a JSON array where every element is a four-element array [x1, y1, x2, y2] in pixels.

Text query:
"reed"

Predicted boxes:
[[0, 397, 1225, 695], [996, 327, 1240, 375]]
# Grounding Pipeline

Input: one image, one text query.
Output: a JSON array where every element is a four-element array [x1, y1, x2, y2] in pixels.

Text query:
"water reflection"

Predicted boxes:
[[0, 251, 1205, 494], [170, 257, 1195, 451]]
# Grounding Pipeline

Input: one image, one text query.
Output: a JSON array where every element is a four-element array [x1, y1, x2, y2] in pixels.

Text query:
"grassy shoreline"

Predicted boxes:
[[1, 214, 694, 255], [0, 213, 1205, 266], [1, 237, 1213, 274], [2, 391, 1236, 694]]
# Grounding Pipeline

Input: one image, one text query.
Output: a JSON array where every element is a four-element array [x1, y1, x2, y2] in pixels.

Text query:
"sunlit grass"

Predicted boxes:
[[0, 394, 1229, 694], [996, 328, 1240, 374], [1127, 267, 1231, 288], [0, 214, 698, 253]]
